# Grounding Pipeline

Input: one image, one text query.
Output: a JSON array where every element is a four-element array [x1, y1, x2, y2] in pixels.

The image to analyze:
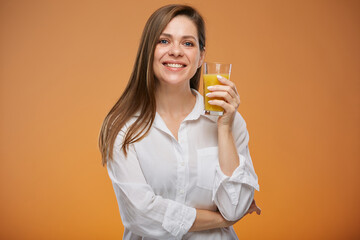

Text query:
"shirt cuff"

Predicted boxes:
[[212, 154, 260, 204], [162, 201, 196, 239]]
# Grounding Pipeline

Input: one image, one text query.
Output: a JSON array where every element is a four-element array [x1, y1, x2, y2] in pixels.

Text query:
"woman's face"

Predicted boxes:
[[153, 15, 204, 87]]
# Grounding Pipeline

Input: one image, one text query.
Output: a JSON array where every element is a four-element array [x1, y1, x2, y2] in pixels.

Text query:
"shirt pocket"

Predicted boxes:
[[196, 147, 219, 190]]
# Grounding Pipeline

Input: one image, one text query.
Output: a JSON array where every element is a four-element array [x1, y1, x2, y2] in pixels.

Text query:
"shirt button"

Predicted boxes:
[[180, 189, 184, 194], [180, 162, 185, 166]]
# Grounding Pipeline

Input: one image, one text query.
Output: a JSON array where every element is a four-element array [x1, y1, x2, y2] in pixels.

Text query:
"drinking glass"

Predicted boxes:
[[203, 62, 232, 115]]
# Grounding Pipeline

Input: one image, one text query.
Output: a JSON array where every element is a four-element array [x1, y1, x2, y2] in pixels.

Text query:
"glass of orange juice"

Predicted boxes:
[[203, 62, 232, 115]]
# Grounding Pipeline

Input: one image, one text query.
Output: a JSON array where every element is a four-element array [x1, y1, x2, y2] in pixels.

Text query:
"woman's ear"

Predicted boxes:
[[198, 47, 206, 68]]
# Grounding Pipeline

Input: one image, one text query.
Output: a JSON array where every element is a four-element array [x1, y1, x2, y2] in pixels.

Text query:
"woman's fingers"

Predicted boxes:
[[246, 199, 261, 215], [217, 75, 238, 97], [207, 75, 240, 126], [207, 83, 237, 100], [206, 91, 239, 108], [217, 75, 236, 89], [208, 99, 236, 114], [207, 75, 240, 107]]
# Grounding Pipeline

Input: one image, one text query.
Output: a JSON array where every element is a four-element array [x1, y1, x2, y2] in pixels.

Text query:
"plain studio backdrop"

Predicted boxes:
[[0, 0, 359, 239]]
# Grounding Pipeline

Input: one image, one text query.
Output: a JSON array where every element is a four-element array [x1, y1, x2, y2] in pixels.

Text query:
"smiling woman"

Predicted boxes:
[[99, 4, 260, 240]]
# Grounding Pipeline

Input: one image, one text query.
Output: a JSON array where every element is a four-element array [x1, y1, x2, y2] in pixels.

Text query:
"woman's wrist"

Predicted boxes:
[[217, 123, 232, 135]]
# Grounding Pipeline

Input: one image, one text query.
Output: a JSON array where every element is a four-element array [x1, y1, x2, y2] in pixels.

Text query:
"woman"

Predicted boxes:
[[99, 4, 260, 239]]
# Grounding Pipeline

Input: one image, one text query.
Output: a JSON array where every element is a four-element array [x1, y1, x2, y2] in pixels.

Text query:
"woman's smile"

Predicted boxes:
[[162, 60, 187, 71]]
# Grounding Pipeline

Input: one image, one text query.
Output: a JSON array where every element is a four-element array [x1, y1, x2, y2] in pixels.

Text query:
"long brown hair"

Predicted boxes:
[[99, 4, 206, 165]]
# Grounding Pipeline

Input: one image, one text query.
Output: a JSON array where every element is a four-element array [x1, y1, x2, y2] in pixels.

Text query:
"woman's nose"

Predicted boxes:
[[168, 44, 183, 57]]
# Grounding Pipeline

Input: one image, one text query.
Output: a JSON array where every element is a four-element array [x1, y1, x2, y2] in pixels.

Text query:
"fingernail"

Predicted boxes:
[[206, 93, 211, 97], [208, 100, 213, 104], [207, 86, 214, 90], [217, 75, 223, 79]]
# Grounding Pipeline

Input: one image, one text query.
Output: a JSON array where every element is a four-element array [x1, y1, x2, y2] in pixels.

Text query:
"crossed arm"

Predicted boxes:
[[189, 200, 261, 232]]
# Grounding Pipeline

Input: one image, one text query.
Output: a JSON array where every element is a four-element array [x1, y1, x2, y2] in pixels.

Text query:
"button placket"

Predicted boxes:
[[175, 123, 188, 203]]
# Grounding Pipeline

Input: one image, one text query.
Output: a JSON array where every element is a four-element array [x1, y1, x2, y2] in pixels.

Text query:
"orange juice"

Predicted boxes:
[[203, 73, 230, 114]]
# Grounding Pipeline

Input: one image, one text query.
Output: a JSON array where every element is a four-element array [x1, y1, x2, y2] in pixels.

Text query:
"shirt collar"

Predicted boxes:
[[184, 89, 218, 123]]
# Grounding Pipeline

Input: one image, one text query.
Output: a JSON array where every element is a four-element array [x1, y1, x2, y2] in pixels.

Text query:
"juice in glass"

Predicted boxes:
[[203, 74, 229, 114]]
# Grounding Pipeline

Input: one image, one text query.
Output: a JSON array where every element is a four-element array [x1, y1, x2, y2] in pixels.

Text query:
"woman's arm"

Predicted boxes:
[[207, 75, 260, 221], [190, 200, 261, 232], [189, 209, 234, 232], [207, 75, 241, 176], [217, 125, 240, 176]]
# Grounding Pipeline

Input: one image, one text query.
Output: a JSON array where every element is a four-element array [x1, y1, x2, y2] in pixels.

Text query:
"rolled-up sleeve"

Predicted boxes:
[[212, 113, 260, 221], [107, 130, 196, 239]]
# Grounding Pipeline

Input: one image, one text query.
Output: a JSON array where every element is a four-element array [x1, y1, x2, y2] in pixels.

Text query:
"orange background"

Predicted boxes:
[[1, 0, 359, 239]]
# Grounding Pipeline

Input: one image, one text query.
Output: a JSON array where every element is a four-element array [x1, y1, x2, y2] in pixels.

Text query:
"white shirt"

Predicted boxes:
[[107, 90, 259, 240]]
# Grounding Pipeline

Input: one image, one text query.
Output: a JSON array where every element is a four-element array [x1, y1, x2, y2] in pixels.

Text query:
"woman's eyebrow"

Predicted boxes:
[[160, 33, 197, 41]]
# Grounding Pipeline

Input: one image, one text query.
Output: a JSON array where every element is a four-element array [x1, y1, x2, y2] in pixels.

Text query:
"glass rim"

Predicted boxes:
[[203, 61, 232, 66]]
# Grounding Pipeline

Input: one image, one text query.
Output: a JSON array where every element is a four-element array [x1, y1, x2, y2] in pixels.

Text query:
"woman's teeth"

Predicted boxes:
[[165, 63, 184, 68]]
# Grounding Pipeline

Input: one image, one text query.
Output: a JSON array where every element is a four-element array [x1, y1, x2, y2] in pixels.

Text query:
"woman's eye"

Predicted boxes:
[[184, 42, 194, 47], [159, 39, 168, 44]]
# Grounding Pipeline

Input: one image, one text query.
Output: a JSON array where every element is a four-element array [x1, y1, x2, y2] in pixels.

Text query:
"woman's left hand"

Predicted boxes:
[[207, 75, 240, 129]]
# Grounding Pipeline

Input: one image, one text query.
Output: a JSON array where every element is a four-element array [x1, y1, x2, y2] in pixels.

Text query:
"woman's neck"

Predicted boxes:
[[155, 83, 196, 119]]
